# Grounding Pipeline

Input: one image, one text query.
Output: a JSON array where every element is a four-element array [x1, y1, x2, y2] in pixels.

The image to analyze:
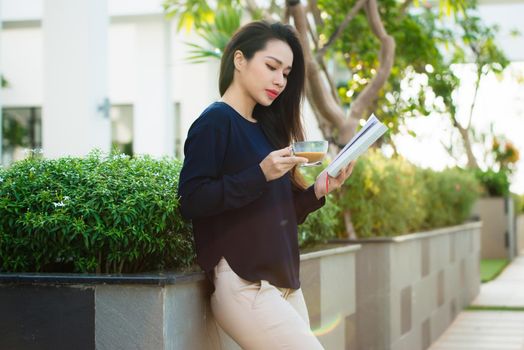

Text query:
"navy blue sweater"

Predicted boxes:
[[178, 102, 325, 289]]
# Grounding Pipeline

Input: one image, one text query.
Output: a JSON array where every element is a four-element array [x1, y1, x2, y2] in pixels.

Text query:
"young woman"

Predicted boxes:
[[178, 20, 355, 349]]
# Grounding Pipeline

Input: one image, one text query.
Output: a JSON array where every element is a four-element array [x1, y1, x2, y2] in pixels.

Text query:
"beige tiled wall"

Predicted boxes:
[[92, 224, 479, 350], [348, 222, 481, 350], [93, 245, 360, 350], [473, 198, 509, 259], [301, 246, 360, 349], [517, 215, 524, 255]]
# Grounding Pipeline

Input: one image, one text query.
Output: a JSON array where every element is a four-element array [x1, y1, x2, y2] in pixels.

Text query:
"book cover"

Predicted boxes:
[[325, 115, 388, 177]]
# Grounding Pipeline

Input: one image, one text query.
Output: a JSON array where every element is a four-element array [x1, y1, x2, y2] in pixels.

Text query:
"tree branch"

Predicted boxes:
[[288, 1, 358, 146], [318, 56, 342, 105], [307, 0, 324, 29], [316, 0, 368, 60], [449, 112, 479, 168], [399, 0, 414, 17], [244, 0, 274, 21], [283, 6, 291, 24], [303, 5, 340, 103], [306, 9, 319, 50], [467, 68, 482, 130], [348, 0, 395, 121]]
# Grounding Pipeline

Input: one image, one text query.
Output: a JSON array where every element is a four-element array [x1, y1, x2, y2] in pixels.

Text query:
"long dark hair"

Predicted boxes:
[[219, 21, 308, 189]]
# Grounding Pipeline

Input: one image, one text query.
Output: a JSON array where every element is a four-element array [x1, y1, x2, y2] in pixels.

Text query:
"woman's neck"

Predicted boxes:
[[221, 84, 257, 123]]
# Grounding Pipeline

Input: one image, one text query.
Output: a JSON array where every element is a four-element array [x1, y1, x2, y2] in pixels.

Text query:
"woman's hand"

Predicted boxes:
[[260, 147, 308, 181], [314, 161, 356, 199]]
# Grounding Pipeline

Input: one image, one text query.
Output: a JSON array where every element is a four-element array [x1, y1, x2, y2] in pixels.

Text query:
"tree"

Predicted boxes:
[[163, 0, 505, 236], [428, 10, 510, 169], [163, 0, 476, 146]]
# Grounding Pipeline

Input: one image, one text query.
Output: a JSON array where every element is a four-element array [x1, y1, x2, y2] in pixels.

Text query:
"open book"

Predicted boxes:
[[325, 114, 388, 177]]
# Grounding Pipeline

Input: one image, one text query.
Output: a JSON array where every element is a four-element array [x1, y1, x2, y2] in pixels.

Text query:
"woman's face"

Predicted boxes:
[[235, 39, 293, 106]]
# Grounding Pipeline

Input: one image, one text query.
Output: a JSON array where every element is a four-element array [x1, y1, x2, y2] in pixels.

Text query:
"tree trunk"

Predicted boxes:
[[457, 120, 479, 168], [449, 114, 478, 168], [289, 0, 395, 148], [288, 2, 358, 147], [347, 0, 396, 121]]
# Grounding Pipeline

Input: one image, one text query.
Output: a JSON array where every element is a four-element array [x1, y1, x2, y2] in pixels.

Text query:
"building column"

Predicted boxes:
[[42, 0, 109, 158], [133, 18, 173, 157]]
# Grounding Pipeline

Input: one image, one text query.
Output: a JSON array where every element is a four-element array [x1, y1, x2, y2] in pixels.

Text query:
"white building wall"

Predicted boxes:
[[1, 27, 43, 106], [108, 22, 136, 105], [41, 0, 110, 158], [171, 29, 221, 148], [132, 18, 173, 156]]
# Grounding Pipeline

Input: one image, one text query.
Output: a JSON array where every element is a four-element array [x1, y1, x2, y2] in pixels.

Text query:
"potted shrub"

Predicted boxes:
[[0, 151, 360, 349]]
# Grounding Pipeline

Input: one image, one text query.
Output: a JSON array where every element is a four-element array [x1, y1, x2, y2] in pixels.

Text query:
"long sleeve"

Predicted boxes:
[[178, 114, 268, 220], [293, 185, 326, 225]]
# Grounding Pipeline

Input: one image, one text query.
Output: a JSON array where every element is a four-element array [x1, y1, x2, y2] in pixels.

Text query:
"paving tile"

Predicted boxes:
[[429, 311, 524, 350], [429, 255, 524, 350], [472, 256, 524, 307]]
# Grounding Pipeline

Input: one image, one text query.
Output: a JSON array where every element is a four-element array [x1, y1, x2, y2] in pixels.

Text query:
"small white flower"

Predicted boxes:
[[0, 177, 3, 182], [53, 201, 66, 207], [63, 196, 70, 201]]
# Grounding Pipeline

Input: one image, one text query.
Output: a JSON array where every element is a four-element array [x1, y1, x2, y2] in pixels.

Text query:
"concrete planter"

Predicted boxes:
[[472, 197, 515, 260], [0, 244, 360, 350], [517, 214, 524, 255], [331, 221, 482, 350]]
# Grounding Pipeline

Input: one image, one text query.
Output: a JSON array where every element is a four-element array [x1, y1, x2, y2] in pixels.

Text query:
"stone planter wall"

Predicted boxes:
[[472, 197, 514, 260], [331, 221, 481, 350], [517, 214, 524, 255], [0, 245, 360, 350]]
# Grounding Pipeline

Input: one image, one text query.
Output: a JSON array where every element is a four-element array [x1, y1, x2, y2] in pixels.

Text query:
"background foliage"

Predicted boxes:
[[337, 150, 480, 238], [1, 151, 481, 273], [474, 168, 510, 197]]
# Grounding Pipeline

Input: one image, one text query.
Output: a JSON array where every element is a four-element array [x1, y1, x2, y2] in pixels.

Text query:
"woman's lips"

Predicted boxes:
[[266, 89, 279, 99]]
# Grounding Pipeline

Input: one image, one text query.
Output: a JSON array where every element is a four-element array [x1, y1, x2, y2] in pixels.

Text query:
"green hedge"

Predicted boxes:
[[420, 167, 480, 230], [337, 150, 480, 238], [0, 150, 481, 273], [0, 151, 194, 273], [474, 169, 510, 197]]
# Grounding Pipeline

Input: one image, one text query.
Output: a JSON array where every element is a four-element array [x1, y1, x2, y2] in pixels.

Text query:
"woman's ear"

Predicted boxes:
[[233, 50, 245, 71]]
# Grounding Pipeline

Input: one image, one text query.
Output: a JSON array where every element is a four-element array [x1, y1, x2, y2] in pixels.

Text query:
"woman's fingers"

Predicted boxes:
[[259, 147, 310, 181], [274, 147, 292, 157], [346, 161, 355, 173], [327, 161, 356, 192], [280, 156, 308, 165]]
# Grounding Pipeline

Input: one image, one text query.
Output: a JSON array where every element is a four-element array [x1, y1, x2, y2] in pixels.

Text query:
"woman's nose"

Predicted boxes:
[[274, 73, 285, 87]]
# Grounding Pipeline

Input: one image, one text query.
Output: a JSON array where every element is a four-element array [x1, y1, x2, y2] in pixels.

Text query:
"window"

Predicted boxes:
[[1, 107, 42, 165], [110, 105, 133, 156]]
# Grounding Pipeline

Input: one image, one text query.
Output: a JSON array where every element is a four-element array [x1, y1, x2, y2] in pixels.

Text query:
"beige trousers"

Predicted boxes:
[[210, 257, 324, 350]]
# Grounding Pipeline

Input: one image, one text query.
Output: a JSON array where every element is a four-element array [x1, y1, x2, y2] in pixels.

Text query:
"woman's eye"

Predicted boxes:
[[266, 64, 276, 71]]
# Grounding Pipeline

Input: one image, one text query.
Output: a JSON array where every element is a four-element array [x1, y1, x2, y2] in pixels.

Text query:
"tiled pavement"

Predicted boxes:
[[429, 255, 524, 350], [472, 256, 524, 307]]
